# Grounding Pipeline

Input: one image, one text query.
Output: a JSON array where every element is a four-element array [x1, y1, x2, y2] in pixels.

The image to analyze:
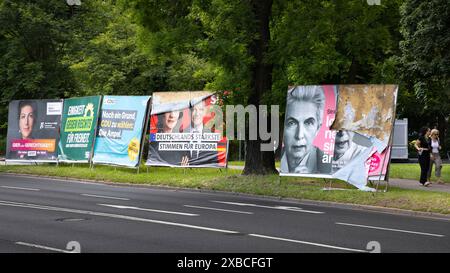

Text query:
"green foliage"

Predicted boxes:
[[0, 136, 6, 156], [1, 0, 449, 157], [68, 7, 167, 96], [124, 0, 258, 104], [166, 53, 216, 91], [399, 0, 450, 112], [0, 0, 77, 136], [271, 0, 404, 105], [399, 0, 450, 151]]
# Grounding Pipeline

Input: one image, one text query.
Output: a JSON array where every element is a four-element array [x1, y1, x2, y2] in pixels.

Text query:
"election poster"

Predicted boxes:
[[367, 146, 391, 181], [331, 130, 371, 174], [58, 96, 101, 163], [280, 85, 337, 177], [146, 91, 228, 168], [332, 84, 398, 152], [6, 99, 63, 162], [92, 96, 150, 168], [280, 85, 397, 191]]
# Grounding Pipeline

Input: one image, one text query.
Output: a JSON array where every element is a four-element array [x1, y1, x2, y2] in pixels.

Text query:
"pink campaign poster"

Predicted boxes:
[[367, 146, 391, 180], [312, 85, 337, 157], [280, 85, 385, 179], [280, 85, 337, 176], [280, 85, 396, 191]]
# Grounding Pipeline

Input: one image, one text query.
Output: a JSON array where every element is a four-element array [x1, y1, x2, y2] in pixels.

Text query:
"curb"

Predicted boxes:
[[1, 172, 449, 221]]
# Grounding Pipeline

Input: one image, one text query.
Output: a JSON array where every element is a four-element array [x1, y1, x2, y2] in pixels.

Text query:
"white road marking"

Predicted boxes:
[[81, 194, 129, 201], [1, 186, 40, 191], [249, 234, 367, 253], [212, 201, 324, 214], [336, 222, 445, 237], [183, 205, 253, 215], [0, 200, 238, 234], [98, 204, 198, 216], [15, 242, 72, 253]]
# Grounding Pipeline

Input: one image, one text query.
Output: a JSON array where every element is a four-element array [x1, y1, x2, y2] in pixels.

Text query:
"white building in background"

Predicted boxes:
[[392, 118, 408, 160]]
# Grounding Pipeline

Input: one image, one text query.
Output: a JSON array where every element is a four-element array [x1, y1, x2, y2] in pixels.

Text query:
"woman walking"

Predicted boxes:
[[428, 129, 443, 184], [415, 127, 431, 186]]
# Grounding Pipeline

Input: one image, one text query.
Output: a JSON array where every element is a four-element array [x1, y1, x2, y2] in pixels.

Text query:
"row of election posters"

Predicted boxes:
[[5, 85, 396, 190], [5, 92, 228, 169]]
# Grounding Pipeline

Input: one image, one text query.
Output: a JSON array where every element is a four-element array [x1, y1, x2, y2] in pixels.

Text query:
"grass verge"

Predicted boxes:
[[229, 162, 449, 183], [0, 163, 449, 214], [388, 163, 449, 183]]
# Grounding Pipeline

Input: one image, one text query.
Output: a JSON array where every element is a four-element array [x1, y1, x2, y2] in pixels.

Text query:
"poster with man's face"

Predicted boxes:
[[332, 84, 398, 152], [6, 99, 63, 162], [331, 130, 370, 173], [279, 86, 373, 177], [146, 91, 228, 168], [280, 85, 397, 190]]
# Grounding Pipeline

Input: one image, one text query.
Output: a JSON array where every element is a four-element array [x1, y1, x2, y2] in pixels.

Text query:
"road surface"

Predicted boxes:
[[0, 174, 449, 253]]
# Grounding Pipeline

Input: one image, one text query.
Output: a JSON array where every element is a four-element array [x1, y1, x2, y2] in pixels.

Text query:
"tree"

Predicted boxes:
[[242, 1, 277, 175], [399, 0, 450, 150], [125, 0, 278, 174], [68, 5, 168, 96], [0, 0, 77, 136], [0, 0, 173, 140], [270, 0, 404, 92], [124, 0, 413, 174]]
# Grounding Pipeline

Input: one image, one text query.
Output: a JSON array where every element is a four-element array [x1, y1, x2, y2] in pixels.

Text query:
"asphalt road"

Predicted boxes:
[[0, 174, 449, 253]]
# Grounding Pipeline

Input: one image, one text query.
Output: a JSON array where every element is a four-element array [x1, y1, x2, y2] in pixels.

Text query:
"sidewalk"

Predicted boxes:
[[388, 178, 450, 193], [228, 165, 450, 193]]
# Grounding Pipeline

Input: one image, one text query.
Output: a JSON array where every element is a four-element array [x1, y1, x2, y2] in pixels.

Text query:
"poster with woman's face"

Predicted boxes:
[[280, 85, 397, 191], [6, 99, 63, 161], [280, 86, 371, 177], [146, 91, 228, 168], [280, 85, 337, 176]]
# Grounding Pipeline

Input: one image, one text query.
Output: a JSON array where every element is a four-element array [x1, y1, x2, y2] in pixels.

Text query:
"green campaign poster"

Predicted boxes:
[[58, 96, 101, 162]]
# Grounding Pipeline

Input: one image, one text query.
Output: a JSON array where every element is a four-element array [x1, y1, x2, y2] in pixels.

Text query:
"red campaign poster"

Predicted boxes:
[[146, 91, 228, 168], [367, 146, 391, 180]]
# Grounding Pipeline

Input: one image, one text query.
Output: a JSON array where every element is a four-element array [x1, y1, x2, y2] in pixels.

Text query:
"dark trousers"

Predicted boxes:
[[418, 153, 430, 184]]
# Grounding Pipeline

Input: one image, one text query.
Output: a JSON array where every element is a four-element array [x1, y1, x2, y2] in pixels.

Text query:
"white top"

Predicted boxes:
[[281, 151, 314, 174], [332, 143, 366, 172], [431, 139, 440, 153]]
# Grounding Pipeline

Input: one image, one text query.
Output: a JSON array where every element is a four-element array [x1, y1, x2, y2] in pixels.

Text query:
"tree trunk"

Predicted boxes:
[[243, 0, 278, 175]]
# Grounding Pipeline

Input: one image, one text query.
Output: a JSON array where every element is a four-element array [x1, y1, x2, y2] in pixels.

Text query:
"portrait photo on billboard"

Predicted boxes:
[[331, 130, 370, 173], [6, 99, 62, 162], [280, 85, 337, 176], [146, 91, 228, 168]]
